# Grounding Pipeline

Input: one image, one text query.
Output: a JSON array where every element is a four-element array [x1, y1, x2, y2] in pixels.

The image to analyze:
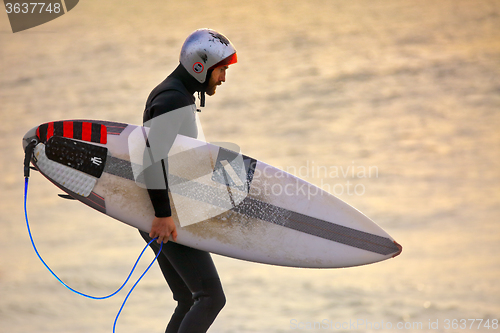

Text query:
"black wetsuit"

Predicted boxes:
[[140, 64, 225, 333]]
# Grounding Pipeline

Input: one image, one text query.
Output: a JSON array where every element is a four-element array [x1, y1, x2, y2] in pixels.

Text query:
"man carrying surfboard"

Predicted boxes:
[[139, 29, 237, 333]]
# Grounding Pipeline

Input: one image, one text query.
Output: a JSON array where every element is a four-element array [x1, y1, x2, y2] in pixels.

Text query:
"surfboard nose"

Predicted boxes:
[[392, 240, 403, 258], [22, 125, 39, 152]]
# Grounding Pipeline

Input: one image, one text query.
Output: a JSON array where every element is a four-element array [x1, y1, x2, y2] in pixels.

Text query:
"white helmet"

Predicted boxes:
[[180, 28, 237, 84]]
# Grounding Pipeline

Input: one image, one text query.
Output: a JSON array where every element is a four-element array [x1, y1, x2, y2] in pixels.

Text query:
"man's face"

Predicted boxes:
[[206, 65, 228, 96]]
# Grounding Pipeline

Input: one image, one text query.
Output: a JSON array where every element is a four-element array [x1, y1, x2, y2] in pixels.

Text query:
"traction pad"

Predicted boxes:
[[45, 136, 108, 178], [34, 144, 97, 198]]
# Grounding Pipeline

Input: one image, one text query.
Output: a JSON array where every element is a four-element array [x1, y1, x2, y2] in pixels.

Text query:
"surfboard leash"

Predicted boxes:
[[23, 140, 162, 333]]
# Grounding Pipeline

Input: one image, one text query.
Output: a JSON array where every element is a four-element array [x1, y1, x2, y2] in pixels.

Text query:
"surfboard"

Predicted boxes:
[[22, 119, 402, 268]]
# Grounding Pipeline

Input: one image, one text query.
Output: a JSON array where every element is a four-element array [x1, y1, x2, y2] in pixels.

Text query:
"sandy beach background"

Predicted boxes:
[[1, 1, 499, 332]]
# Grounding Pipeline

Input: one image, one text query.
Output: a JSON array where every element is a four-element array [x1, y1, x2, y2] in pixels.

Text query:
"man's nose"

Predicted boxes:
[[219, 71, 226, 82]]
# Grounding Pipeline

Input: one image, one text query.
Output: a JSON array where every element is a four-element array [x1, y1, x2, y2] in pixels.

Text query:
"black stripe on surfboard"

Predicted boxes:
[[103, 156, 399, 255], [231, 197, 399, 255], [103, 155, 136, 180]]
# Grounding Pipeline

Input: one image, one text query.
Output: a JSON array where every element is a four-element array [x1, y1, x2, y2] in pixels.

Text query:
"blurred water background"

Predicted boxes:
[[1, 1, 499, 332]]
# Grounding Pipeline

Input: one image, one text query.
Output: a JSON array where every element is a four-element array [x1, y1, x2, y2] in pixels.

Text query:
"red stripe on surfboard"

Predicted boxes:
[[82, 122, 92, 141], [63, 121, 74, 138], [100, 124, 107, 144], [47, 122, 54, 140], [87, 193, 106, 211], [91, 192, 104, 200]]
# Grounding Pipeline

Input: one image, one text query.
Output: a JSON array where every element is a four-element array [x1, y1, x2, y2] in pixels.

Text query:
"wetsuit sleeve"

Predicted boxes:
[[144, 90, 194, 218]]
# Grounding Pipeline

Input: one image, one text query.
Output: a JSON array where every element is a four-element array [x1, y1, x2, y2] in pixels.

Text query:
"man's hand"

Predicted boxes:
[[149, 216, 177, 244]]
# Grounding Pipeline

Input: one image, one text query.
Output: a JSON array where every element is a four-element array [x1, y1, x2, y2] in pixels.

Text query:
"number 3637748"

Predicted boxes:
[[5, 3, 62, 14]]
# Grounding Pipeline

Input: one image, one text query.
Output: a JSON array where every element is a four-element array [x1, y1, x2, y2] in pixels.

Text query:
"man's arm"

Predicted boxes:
[[143, 91, 195, 243]]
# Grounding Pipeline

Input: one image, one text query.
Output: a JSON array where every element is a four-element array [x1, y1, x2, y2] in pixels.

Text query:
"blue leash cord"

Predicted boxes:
[[24, 177, 163, 332]]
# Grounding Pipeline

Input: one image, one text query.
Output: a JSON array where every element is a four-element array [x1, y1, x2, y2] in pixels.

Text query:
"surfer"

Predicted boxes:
[[139, 29, 238, 333]]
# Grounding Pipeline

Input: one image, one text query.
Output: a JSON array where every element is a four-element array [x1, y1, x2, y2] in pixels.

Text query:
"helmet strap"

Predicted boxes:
[[199, 91, 205, 108]]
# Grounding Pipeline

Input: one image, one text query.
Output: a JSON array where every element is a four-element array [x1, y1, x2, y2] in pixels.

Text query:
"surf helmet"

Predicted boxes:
[[180, 28, 237, 84]]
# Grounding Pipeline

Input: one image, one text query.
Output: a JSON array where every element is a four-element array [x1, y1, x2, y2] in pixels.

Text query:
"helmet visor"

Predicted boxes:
[[210, 52, 237, 69]]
